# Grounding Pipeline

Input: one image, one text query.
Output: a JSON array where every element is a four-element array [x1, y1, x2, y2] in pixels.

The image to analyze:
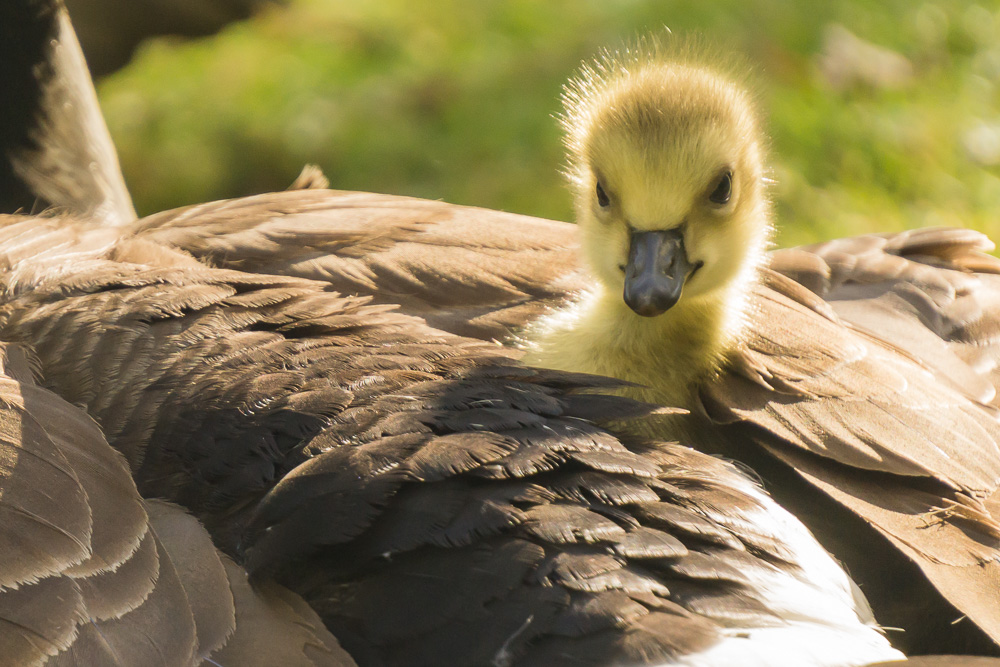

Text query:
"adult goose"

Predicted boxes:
[[0, 209, 903, 666], [124, 50, 1000, 657]]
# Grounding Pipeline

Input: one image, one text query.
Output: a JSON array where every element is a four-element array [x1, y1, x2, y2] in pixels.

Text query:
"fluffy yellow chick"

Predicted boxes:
[[523, 42, 772, 408]]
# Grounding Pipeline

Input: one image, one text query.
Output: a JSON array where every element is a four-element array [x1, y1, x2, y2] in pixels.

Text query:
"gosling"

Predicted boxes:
[[522, 45, 770, 412]]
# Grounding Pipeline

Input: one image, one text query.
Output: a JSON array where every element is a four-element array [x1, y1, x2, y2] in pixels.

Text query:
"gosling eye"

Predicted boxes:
[[709, 171, 733, 205], [596, 181, 610, 208]]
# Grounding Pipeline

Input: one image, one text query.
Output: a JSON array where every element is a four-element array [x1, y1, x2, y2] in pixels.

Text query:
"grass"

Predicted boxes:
[[98, 0, 1000, 249]]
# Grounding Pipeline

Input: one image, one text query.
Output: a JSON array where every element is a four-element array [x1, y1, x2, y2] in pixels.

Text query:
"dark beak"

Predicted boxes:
[[623, 228, 697, 317]]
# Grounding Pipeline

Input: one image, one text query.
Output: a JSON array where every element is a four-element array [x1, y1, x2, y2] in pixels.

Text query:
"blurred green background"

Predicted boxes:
[[97, 0, 1000, 248]]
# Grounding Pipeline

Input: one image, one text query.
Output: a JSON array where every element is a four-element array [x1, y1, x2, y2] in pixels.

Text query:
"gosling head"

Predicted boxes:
[[562, 47, 773, 318]]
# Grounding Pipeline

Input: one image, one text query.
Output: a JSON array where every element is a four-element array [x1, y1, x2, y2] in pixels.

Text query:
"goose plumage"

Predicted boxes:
[[0, 339, 349, 666], [128, 192, 1000, 655], [0, 209, 902, 666]]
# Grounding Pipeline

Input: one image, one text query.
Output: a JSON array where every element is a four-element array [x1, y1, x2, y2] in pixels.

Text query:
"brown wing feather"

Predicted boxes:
[[695, 230, 1000, 651], [707, 272, 1000, 496], [770, 228, 1000, 406], [0, 337, 353, 666], [130, 190, 585, 339]]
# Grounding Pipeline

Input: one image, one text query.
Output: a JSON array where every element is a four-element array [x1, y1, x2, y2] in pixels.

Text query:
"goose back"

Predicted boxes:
[[130, 189, 583, 340]]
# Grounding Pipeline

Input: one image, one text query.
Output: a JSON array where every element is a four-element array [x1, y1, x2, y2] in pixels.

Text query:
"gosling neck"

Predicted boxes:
[[607, 277, 750, 400], [523, 269, 755, 409]]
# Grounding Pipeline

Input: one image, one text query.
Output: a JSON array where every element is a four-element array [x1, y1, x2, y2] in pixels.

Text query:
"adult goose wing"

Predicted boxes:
[[0, 340, 347, 666], [769, 226, 1000, 406], [700, 227, 1000, 652], [131, 189, 583, 339], [0, 221, 901, 666], [0, 0, 134, 223]]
